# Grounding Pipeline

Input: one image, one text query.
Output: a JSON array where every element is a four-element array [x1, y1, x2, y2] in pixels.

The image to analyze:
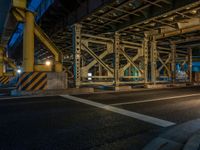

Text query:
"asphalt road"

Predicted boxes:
[[1, 86, 200, 150]]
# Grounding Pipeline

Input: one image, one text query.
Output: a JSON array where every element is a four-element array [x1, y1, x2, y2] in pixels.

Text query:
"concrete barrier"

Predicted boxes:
[[143, 119, 200, 150], [46, 72, 68, 90], [145, 84, 168, 89], [171, 83, 187, 87], [114, 86, 132, 91], [11, 87, 94, 96]]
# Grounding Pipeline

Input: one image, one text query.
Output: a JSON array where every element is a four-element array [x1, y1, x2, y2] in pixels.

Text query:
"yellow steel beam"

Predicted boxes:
[[12, 8, 25, 22], [3, 57, 17, 70], [12, 0, 27, 9], [11, 0, 63, 73], [0, 47, 17, 77], [23, 11, 35, 72], [34, 25, 60, 61], [82, 43, 114, 75], [34, 24, 63, 72], [34, 65, 52, 72], [4, 72, 16, 77], [0, 47, 4, 76]]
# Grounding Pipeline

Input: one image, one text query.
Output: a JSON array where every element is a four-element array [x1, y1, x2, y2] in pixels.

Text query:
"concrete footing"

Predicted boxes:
[[145, 84, 168, 89], [46, 72, 68, 90], [191, 82, 200, 86], [146, 83, 188, 89], [11, 87, 94, 96], [170, 83, 187, 87], [114, 86, 132, 91]]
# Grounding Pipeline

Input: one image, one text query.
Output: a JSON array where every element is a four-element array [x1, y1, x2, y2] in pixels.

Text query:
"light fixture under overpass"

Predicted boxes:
[[45, 60, 51, 66], [16, 68, 22, 74]]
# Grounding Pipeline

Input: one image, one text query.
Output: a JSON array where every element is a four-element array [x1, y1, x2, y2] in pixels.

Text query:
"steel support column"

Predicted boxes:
[[0, 47, 4, 76], [114, 32, 120, 87], [188, 48, 192, 83], [171, 42, 176, 84], [143, 36, 149, 84], [150, 36, 157, 84], [23, 10, 34, 72], [99, 64, 102, 76], [72, 24, 82, 88]]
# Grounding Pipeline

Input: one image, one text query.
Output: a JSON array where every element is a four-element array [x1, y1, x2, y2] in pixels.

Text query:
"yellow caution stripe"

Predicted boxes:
[[17, 72, 47, 91], [0, 76, 9, 85]]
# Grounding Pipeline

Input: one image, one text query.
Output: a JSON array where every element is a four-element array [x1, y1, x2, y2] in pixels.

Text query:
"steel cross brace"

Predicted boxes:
[[158, 53, 172, 78], [81, 43, 114, 75]]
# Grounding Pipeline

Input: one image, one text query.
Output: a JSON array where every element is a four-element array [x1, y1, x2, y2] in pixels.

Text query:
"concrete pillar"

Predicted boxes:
[[0, 47, 4, 76], [150, 36, 157, 84], [171, 42, 176, 84], [188, 48, 192, 83], [23, 11, 34, 72], [72, 24, 81, 88], [143, 37, 149, 84], [114, 32, 120, 87]]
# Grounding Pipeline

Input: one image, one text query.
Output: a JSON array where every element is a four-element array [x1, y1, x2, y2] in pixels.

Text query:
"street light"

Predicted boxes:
[[45, 60, 51, 66], [16, 69, 22, 74]]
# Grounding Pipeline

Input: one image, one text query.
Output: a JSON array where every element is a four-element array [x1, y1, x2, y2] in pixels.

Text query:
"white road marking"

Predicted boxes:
[[61, 95, 176, 127], [111, 93, 200, 106]]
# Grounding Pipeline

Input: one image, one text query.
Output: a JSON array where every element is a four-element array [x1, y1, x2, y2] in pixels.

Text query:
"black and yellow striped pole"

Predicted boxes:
[[0, 47, 4, 76], [0, 76, 9, 85], [0, 47, 8, 85]]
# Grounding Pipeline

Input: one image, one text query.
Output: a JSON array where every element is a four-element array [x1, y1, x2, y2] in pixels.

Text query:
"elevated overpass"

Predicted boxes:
[[0, 0, 200, 90], [1, 1, 200, 150]]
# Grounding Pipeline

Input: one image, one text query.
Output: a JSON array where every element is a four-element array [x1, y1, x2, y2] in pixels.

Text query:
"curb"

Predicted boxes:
[[143, 119, 200, 150], [183, 130, 200, 150]]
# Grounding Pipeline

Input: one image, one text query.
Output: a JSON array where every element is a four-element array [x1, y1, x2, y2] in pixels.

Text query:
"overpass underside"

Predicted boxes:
[[57, 0, 200, 88], [1, 0, 200, 92]]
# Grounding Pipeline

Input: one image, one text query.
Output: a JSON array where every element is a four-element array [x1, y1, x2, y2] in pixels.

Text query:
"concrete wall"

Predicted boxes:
[[193, 72, 200, 83], [46, 72, 68, 90]]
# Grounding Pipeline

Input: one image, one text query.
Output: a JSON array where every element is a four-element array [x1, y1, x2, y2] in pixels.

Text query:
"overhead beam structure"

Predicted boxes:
[[1, 0, 200, 89], [12, 0, 63, 72]]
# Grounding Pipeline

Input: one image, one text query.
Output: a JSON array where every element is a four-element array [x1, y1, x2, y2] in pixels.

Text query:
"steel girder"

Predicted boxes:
[[188, 48, 192, 83], [72, 24, 82, 88], [171, 42, 176, 83], [150, 36, 157, 84], [67, 0, 115, 25], [72, 27, 149, 86], [11, 4, 63, 72], [0, 47, 17, 76], [148, 37, 190, 84], [72, 26, 192, 87]]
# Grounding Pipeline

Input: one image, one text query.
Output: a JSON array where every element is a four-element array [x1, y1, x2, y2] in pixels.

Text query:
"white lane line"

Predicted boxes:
[[61, 95, 176, 128], [111, 93, 200, 106]]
